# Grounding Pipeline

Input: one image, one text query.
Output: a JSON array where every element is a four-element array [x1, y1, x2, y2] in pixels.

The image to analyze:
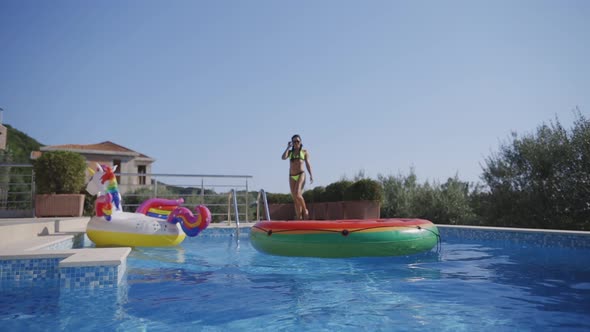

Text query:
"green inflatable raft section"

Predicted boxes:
[[250, 225, 440, 258]]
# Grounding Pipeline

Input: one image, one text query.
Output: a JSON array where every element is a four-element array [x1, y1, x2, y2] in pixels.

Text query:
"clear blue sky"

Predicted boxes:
[[1, 1, 588, 193]]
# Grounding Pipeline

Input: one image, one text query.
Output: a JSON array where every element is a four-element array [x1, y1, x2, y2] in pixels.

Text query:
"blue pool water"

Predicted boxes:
[[2, 227, 590, 331]]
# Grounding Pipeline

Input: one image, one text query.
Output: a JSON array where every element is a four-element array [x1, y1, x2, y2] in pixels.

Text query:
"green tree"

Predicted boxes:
[[481, 111, 590, 230], [378, 170, 477, 224], [4, 124, 43, 163], [0, 125, 42, 209], [378, 170, 421, 218], [427, 176, 477, 225]]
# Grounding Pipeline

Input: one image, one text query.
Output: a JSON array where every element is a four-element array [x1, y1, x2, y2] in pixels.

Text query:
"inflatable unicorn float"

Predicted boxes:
[[85, 163, 211, 247]]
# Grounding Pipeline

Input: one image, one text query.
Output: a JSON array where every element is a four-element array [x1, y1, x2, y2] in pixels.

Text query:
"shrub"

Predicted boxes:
[[266, 192, 293, 204], [378, 171, 420, 218], [377, 171, 477, 224], [302, 190, 312, 202], [33, 151, 86, 194], [83, 194, 96, 216], [303, 186, 326, 203], [343, 179, 383, 201], [323, 180, 352, 202]]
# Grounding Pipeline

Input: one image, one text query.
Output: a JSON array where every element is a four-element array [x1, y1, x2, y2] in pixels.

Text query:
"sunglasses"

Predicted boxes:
[[292, 140, 301, 144]]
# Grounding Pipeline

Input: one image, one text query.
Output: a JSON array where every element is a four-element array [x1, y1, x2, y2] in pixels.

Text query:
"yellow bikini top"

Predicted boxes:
[[289, 149, 306, 161]]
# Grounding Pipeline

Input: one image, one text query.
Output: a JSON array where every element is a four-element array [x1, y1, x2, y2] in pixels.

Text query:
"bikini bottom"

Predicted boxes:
[[290, 171, 304, 182]]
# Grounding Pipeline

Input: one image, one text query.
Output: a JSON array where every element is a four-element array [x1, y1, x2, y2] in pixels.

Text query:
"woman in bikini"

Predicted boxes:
[[282, 134, 314, 220]]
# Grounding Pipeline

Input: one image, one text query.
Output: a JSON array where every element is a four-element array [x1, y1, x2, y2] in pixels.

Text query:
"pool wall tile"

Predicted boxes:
[[0, 257, 126, 289], [1, 247, 130, 290], [0, 257, 61, 282], [438, 226, 590, 249], [59, 265, 120, 289]]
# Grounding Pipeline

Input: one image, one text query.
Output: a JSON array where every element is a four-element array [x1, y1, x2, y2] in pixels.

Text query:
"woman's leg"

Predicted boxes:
[[294, 174, 307, 219], [289, 177, 301, 219]]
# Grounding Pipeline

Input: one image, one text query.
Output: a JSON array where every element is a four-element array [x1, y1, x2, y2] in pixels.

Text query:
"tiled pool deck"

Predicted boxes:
[[1, 218, 589, 290]]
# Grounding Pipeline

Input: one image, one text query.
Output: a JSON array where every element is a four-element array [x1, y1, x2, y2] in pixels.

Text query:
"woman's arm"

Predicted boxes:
[[304, 150, 313, 183], [282, 142, 292, 160]]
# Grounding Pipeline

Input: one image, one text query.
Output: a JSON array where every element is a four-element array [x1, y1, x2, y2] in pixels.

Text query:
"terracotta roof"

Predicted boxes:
[[30, 151, 42, 159], [40, 141, 152, 159]]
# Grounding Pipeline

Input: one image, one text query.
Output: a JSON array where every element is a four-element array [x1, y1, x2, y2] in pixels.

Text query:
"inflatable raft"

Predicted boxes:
[[250, 219, 440, 258], [87, 212, 187, 247]]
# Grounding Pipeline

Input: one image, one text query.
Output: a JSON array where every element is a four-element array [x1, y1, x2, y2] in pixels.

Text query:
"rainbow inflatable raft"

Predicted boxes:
[[85, 164, 211, 247], [250, 219, 440, 258]]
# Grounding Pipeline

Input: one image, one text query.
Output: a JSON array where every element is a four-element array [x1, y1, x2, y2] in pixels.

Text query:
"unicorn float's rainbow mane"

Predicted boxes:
[[98, 164, 121, 211], [86, 163, 122, 219], [95, 193, 114, 221]]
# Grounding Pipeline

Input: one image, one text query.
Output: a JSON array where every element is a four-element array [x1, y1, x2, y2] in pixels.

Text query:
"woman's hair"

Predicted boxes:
[[291, 134, 303, 151]]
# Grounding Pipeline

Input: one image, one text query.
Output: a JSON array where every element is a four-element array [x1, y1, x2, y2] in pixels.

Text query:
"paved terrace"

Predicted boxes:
[[0, 217, 253, 251]]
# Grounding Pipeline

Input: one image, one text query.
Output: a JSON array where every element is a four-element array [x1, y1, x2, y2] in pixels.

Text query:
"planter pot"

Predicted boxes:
[[325, 202, 344, 220], [309, 202, 327, 220], [343, 200, 381, 219], [35, 194, 85, 217], [268, 203, 295, 220]]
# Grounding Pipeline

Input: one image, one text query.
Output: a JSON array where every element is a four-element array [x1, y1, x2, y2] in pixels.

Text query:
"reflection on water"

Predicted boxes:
[[131, 246, 187, 264]]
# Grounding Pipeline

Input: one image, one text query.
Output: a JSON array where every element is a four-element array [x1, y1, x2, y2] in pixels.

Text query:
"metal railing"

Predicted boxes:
[[0, 164, 254, 222], [256, 189, 270, 221], [116, 172, 253, 223], [227, 189, 240, 229], [0, 164, 34, 217], [226, 189, 270, 235]]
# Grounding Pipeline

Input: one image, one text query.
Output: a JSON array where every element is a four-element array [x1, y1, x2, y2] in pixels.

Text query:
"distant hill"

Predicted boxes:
[[1, 124, 44, 163]]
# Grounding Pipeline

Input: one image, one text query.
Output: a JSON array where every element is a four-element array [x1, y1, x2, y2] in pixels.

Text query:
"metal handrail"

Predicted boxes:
[[227, 189, 240, 231], [256, 189, 271, 221]]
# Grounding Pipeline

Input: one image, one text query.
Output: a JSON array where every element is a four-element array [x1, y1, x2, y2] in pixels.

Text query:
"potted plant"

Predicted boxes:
[[322, 180, 352, 220], [303, 186, 326, 220], [266, 192, 295, 220], [342, 179, 383, 219], [34, 151, 87, 217]]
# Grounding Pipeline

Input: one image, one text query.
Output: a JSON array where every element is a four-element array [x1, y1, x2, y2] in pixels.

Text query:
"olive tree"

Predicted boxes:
[[480, 111, 590, 230]]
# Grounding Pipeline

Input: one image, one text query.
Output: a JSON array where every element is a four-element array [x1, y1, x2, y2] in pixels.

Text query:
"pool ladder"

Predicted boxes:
[[255, 189, 271, 222], [227, 189, 270, 234]]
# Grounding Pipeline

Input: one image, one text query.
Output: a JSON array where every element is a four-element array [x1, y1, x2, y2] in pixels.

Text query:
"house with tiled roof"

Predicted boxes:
[[31, 141, 155, 193]]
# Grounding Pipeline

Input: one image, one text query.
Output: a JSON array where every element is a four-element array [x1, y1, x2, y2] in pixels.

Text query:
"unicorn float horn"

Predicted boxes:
[[167, 205, 212, 237]]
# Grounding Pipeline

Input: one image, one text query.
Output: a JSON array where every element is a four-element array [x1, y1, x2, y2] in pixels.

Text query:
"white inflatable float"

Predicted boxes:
[[85, 164, 211, 247]]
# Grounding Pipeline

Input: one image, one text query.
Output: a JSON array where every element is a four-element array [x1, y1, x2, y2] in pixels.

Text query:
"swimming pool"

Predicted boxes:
[[2, 226, 590, 331]]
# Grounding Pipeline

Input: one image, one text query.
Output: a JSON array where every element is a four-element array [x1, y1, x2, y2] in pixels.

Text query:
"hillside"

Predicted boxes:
[[1, 124, 44, 163]]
